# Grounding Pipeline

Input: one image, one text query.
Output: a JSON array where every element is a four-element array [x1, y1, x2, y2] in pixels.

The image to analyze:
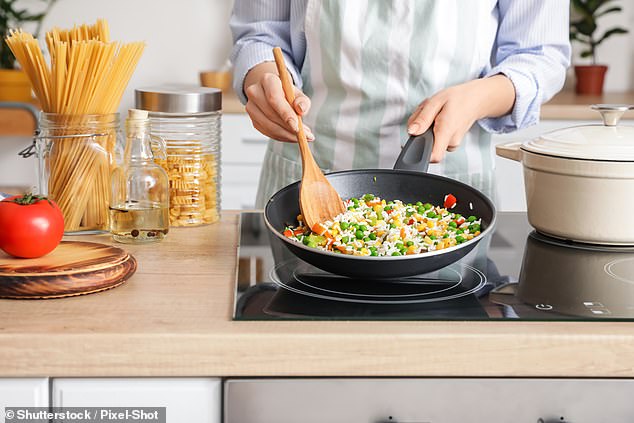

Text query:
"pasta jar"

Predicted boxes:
[[36, 113, 120, 233], [135, 86, 221, 226]]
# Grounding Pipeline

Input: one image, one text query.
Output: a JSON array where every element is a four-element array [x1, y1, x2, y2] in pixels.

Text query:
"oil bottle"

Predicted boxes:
[[110, 109, 169, 243]]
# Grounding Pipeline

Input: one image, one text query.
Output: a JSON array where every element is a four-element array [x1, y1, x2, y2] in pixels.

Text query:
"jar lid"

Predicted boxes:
[[522, 104, 634, 161], [135, 85, 222, 114]]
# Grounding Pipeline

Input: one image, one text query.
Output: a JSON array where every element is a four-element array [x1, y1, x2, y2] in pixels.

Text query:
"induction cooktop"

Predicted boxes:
[[233, 212, 634, 321]]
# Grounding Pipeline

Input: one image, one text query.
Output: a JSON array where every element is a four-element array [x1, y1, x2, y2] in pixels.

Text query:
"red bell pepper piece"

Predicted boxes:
[[444, 194, 457, 209]]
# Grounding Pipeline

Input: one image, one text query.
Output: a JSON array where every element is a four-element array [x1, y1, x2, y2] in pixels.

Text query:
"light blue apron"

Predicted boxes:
[[256, 0, 499, 208]]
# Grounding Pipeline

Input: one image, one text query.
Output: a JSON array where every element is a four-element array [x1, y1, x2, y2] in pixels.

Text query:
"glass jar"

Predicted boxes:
[[135, 86, 221, 226], [36, 113, 120, 233]]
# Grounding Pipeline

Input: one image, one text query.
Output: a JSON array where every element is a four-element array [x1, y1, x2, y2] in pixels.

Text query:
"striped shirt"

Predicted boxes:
[[230, 0, 571, 134]]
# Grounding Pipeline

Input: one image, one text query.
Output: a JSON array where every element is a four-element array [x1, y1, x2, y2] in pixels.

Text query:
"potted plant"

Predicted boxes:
[[570, 0, 629, 95], [0, 0, 56, 102]]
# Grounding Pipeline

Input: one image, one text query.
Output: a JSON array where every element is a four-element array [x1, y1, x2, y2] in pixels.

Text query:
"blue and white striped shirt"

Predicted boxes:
[[230, 0, 571, 133]]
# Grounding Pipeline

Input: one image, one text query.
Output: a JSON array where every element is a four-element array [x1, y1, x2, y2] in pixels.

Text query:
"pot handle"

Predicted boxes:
[[393, 127, 434, 172], [495, 141, 522, 162]]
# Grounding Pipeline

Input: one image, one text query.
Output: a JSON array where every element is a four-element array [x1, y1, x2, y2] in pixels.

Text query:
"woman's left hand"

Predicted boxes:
[[407, 74, 516, 163]]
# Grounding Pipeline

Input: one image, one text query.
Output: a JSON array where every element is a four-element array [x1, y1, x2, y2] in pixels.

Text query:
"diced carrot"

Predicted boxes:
[[335, 245, 347, 253], [293, 228, 306, 236], [312, 222, 328, 235], [283, 229, 293, 237], [400, 228, 406, 238]]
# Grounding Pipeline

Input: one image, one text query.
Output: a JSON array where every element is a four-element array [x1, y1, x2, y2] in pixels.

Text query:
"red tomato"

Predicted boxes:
[[0, 194, 64, 258]]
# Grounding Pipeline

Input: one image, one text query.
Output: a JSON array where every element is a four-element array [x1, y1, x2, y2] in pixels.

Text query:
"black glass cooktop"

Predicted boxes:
[[234, 212, 634, 321]]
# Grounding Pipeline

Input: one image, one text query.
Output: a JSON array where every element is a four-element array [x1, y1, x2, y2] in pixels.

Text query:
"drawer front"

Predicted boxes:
[[222, 115, 268, 165], [225, 378, 634, 423], [221, 164, 261, 210], [53, 378, 221, 423]]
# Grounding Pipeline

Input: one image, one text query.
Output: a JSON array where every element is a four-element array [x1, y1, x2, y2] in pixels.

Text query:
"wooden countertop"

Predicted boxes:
[[2, 211, 634, 378], [542, 90, 634, 120]]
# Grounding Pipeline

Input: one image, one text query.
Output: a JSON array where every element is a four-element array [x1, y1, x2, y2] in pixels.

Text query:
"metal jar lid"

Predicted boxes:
[[135, 85, 222, 114]]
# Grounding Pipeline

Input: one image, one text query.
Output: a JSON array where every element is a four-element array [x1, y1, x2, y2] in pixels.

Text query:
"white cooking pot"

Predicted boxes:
[[496, 104, 634, 245]]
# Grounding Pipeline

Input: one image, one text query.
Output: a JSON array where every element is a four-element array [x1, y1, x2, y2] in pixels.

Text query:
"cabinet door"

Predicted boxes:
[[53, 378, 220, 423], [0, 378, 49, 409]]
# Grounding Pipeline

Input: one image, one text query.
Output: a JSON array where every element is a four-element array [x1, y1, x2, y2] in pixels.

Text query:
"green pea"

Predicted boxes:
[[302, 237, 310, 245], [406, 211, 414, 217], [468, 215, 477, 223], [395, 242, 404, 249], [364, 237, 371, 242], [369, 233, 377, 240], [355, 230, 364, 239], [392, 251, 402, 256], [424, 203, 433, 210], [341, 236, 350, 243], [416, 201, 423, 207], [426, 211, 437, 219], [359, 224, 368, 232], [340, 222, 350, 230], [406, 240, 414, 247], [417, 206, 425, 214], [448, 221, 458, 228], [363, 194, 375, 201], [470, 224, 481, 232], [371, 251, 378, 257], [384, 205, 393, 211], [390, 223, 397, 229], [456, 229, 464, 234], [443, 234, 449, 238], [429, 235, 436, 240], [456, 236, 466, 244]]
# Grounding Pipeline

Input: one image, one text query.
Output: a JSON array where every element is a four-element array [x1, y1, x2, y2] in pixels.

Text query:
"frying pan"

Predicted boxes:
[[264, 129, 497, 279]]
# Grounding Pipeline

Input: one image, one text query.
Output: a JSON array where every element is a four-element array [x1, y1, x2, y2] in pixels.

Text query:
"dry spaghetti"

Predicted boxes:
[[5, 19, 144, 231]]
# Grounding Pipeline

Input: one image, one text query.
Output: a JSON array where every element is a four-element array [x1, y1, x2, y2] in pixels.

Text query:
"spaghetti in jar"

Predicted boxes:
[[36, 113, 121, 233], [135, 86, 222, 227]]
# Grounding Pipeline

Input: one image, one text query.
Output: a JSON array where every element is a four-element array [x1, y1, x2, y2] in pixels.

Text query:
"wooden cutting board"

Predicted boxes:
[[0, 241, 137, 299]]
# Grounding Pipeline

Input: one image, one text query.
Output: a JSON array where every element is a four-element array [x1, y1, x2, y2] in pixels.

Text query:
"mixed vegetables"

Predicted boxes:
[[283, 194, 482, 257]]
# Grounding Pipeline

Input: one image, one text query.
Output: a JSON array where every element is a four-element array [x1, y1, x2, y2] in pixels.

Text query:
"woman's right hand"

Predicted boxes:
[[243, 62, 314, 142]]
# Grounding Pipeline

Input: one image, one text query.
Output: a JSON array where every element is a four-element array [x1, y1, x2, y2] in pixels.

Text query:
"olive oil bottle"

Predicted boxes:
[[110, 109, 169, 243]]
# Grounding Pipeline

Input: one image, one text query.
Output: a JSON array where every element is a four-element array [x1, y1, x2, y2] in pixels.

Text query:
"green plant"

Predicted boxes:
[[570, 0, 629, 64], [0, 0, 57, 69]]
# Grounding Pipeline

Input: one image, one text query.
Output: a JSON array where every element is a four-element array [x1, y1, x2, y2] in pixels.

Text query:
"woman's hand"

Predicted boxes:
[[407, 75, 516, 163], [243, 62, 314, 142]]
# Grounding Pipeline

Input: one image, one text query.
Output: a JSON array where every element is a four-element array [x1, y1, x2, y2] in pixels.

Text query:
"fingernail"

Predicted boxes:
[[297, 102, 306, 113], [408, 123, 420, 135], [287, 118, 299, 132], [306, 131, 315, 141]]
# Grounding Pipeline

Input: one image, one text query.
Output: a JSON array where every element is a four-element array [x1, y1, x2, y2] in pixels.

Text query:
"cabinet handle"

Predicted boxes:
[[241, 137, 267, 145]]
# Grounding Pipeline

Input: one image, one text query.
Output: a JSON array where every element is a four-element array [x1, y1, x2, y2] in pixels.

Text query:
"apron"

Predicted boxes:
[[255, 0, 500, 208]]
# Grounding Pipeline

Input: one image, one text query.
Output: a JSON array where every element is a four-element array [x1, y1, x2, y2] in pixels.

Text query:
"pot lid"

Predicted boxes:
[[522, 104, 634, 161]]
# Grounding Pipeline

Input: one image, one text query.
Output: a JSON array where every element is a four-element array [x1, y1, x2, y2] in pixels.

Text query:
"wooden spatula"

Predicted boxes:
[[272, 47, 345, 231]]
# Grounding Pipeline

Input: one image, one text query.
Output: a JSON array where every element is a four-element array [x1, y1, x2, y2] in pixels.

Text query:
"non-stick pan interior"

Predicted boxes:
[[266, 169, 495, 232]]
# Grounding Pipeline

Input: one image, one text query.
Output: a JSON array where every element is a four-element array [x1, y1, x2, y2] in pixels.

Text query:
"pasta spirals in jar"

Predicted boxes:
[[136, 86, 222, 226]]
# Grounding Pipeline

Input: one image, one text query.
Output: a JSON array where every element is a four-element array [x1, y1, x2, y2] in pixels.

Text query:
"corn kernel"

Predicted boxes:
[[424, 236, 433, 244], [426, 220, 434, 228], [361, 248, 369, 255], [416, 224, 426, 231]]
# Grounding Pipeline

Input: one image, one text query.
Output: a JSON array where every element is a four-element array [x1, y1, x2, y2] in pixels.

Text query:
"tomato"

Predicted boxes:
[[0, 194, 64, 258]]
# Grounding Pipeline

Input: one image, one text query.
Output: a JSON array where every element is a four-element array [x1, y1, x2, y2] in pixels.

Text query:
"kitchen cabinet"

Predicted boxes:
[[221, 114, 267, 209], [52, 378, 221, 423], [0, 378, 49, 408]]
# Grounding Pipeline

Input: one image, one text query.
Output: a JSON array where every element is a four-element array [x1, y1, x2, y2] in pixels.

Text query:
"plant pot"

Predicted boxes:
[[0, 69, 33, 102], [574, 65, 608, 95]]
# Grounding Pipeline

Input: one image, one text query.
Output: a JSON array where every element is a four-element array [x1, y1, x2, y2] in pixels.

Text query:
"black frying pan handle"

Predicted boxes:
[[393, 127, 434, 172]]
